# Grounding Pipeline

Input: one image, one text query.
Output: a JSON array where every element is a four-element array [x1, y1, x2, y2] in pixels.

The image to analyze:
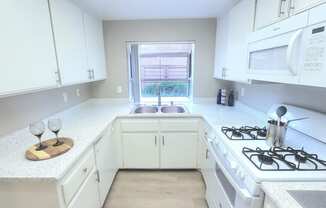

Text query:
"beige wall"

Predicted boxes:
[[234, 82, 326, 114], [92, 18, 226, 98], [0, 84, 91, 136]]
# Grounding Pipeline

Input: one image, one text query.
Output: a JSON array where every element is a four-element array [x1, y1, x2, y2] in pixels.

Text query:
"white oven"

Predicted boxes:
[[206, 139, 264, 208]]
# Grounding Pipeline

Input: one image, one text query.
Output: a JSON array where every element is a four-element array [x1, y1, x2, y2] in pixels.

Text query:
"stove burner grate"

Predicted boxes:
[[221, 126, 267, 140], [243, 147, 326, 171]]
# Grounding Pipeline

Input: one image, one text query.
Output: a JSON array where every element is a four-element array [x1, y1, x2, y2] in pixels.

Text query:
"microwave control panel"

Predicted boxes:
[[303, 25, 326, 72]]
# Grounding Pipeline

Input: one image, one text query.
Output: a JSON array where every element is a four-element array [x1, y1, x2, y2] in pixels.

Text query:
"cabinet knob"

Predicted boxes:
[[82, 168, 88, 173]]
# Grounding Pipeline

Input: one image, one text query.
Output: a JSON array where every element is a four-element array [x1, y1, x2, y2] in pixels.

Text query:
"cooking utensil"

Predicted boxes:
[[266, 120, 287, 147], [287, 117, 309, 124], [266, 117, 309, 147], [276, 106, 287, 124]]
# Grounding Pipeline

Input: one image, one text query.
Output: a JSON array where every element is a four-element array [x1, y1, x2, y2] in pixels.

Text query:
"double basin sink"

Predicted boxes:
[[133, 105, 186, 114]]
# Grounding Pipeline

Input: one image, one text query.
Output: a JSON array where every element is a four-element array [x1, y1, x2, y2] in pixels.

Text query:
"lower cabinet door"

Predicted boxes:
[[68, 169, 100, 208], [94, 129, 117, 206], [122, 133, 159, 169], [160, 133, 198, 169]]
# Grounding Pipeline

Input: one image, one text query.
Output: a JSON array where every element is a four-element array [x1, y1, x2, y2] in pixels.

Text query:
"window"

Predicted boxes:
[[128, 43, 194, 104]]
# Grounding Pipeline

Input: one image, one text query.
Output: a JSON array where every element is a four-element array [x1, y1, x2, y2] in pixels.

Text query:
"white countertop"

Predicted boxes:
[[0, 99, 266, 182], [262, 182, 326, 208]]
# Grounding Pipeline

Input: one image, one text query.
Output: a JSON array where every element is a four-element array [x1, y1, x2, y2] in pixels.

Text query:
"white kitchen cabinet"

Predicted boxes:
[[68, 169, 100, 208], [255, 0, 290, 30], [49, 0, 89, 85], [84, 13, 107, 81], [197, 134, 208, 172], [214, 14, 229, 79], [160, 133, 197, 169], [0, 0, 58, 97], [94, 127, 117, 206], [122, 133, 159, 169], [223, 0, 255, 83], [290, 0, 324, 15]]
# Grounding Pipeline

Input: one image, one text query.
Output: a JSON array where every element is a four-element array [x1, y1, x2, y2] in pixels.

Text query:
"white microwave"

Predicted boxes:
[[247, 9, 326, 86], [247, 27, 305, 84], [299, 21, 326, 87]]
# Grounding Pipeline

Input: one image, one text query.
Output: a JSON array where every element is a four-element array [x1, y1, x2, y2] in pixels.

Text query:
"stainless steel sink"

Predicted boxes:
[[160, 106, 186, 113], [133, 106, 158, 114]]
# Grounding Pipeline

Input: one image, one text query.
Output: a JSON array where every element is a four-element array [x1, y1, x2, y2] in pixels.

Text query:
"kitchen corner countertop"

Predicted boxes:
[[0, 98, 266, 182], [262, 182, 326, 208]]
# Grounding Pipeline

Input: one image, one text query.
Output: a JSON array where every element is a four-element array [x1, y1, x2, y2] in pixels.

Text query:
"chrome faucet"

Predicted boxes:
[[157, 85, 162, 106]]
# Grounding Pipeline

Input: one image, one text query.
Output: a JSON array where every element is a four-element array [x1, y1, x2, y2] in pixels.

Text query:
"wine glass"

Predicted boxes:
[[29, 121, 47, 151], [48, 118, 63, 146]]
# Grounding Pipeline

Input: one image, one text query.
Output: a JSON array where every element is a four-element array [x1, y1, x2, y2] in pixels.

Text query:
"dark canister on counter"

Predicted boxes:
[[217, 89, 222, 104], [228, 90, 235, 106]]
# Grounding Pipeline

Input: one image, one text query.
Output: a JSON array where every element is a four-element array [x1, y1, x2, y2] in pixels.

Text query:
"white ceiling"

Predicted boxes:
[[73, 0, 238, 20]]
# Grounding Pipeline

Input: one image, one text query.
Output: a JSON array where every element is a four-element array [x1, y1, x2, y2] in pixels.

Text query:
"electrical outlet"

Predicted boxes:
[[62, 92, 68, 103], [240, 88, 245, 97], [116, 86, 122, 94], [76, 88, 80, 97]]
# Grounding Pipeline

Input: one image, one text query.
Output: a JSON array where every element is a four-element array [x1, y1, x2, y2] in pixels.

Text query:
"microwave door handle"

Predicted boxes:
[[286, 29, 303, 75]]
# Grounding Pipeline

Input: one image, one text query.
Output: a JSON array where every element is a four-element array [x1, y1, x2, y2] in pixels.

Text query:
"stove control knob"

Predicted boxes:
[[230, 161, 238, 171], [238, 170, 246, 180]]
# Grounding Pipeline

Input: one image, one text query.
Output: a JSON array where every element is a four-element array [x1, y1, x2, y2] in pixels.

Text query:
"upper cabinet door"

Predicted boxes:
[[49, 0, 89, 85], [224, 0, 256, 83], [255, 0, 290, 30], [290, 0, 323, 14], [0, 0, 58, 97], [84, 13, 107, 81], [214, 15, 229, 79]]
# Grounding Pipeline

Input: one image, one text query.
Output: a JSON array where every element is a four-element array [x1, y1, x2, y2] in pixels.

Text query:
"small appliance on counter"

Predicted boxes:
[[216, 88, 234, 106], [25, 118, 74, 161]]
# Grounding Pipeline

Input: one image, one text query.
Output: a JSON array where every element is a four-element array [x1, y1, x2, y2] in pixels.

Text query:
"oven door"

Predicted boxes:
[[207, 144, 263, 208], [247, 29, 304, 84]]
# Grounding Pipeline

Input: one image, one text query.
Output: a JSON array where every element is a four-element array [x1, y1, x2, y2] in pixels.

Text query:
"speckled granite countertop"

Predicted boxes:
[[262, 182, 326, 208], [0, 98, 265, 182]]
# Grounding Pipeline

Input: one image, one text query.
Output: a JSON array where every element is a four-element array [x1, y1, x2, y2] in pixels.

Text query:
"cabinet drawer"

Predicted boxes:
[[160, 119, 199, 132], [120, 119, 159, 132], [61, 148, 96, 205]]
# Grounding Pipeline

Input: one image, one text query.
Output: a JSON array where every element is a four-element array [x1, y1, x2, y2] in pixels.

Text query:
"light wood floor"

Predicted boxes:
[[104, 170, 208, 208]]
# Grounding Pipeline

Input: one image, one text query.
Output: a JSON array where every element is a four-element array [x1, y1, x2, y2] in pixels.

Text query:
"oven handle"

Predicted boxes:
[[286, 29, 303, 76], [208, 143, 257, 203]]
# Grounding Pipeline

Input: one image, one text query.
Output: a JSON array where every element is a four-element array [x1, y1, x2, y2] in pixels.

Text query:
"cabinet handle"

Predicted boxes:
[[162, 136, 165, 146], [54, 71, 60, 84], [96, 170, 101, 182], [206, 149, 209, 159], [289, 0, 295, 11], [219, 203, 223, 208], [155, 136, 157, 146], [278, 0, 287, 17], [88, 69, 92, 79], [92, 69, 95, 79]]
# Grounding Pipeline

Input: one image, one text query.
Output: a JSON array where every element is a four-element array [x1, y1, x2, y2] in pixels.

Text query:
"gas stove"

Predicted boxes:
[[221, 126, 267, 140], [242, 146, 326, 171], [205, 105, 326, 208]]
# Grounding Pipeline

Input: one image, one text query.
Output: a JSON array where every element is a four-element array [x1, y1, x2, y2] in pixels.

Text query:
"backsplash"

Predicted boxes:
[[0, 84, 91, 137], [234, 82, 326, 114]]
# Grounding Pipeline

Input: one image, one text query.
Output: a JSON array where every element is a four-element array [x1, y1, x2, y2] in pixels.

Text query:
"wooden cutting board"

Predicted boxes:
[[25, 137, 74, 161]]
